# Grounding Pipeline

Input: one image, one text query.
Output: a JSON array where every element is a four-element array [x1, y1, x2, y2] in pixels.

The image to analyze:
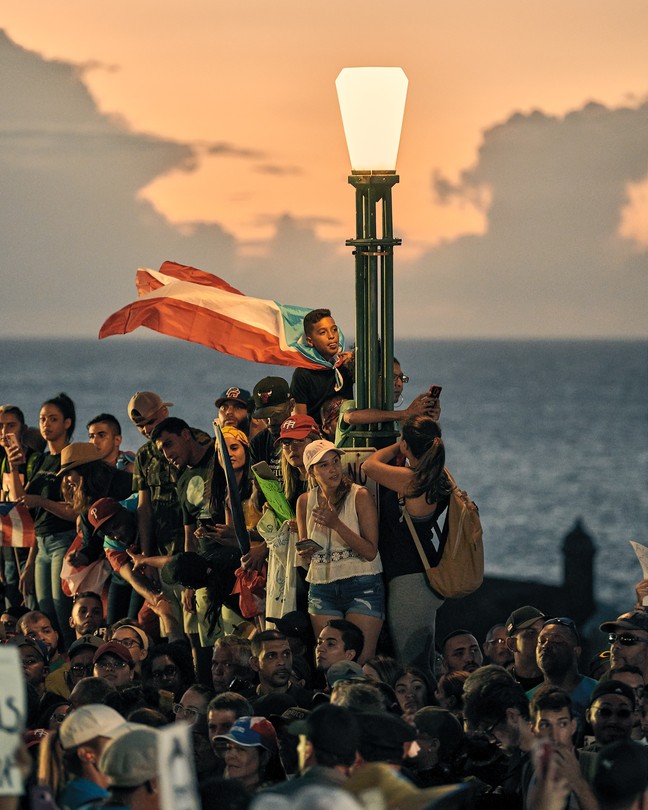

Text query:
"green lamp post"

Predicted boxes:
[[336, 67, 408, 449]]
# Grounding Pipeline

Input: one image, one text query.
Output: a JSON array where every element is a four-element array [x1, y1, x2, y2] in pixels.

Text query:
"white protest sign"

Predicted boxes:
[[341, 447, 378, 503], [630, 541, 648, 605], [630, 540, 648, 579], [0, 646, 26, 796], [157, 722, 199, 810]]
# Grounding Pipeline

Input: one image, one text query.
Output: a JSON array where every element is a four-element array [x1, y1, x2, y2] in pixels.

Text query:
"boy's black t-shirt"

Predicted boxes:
[[290, 364, 354, 425]]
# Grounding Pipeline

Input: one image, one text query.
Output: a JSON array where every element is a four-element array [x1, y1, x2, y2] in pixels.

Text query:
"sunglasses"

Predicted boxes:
[[592, 706, 633, 720], [542, 617, 580, 641], [608, 632, 648, 647]]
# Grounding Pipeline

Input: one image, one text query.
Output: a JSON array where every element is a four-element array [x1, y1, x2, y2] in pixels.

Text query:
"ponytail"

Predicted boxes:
[[402, 415, 452, 505]]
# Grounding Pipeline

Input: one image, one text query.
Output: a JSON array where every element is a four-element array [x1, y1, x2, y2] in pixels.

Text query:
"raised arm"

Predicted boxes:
[[362, 443, 413, 494]]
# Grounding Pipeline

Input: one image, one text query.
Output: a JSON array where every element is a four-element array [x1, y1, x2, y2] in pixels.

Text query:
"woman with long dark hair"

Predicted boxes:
[[363, 414, 452, 673], [7, 393, 77, 640]]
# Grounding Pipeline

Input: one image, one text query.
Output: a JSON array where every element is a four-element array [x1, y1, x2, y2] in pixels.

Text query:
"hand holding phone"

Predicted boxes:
[[296, 539, 323, 553]]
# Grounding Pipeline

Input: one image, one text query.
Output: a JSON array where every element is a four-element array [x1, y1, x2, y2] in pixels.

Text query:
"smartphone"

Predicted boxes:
[[296, 539, 324, 552], [4, 433, 19, 449], [429, 385, 442, 399]]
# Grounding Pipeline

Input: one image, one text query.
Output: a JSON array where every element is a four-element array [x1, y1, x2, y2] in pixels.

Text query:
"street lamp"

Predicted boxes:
[[336, 67, 408, 448]]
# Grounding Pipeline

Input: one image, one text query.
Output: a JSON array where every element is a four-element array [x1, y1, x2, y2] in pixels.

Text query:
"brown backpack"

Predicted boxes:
[[402, 469, 484, 599]]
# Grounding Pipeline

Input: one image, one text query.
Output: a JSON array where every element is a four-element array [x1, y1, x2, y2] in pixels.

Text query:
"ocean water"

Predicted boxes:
[[3, 337, 647, 609]]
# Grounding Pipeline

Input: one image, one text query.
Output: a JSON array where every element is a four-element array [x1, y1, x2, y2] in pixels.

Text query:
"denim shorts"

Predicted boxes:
[[308, 574, 385, 619]]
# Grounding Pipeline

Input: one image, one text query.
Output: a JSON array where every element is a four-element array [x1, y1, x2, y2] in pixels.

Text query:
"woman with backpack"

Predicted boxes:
[[363, 415, 452, 674]]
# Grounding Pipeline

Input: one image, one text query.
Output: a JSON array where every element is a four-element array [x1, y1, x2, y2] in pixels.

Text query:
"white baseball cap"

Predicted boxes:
[[59, 704, 131, 750]]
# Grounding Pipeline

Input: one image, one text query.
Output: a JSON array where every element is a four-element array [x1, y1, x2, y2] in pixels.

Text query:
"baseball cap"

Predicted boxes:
[[127, 392, 173, 425], [288, 704, 359, 764], [87, 498, 121, 534], [93, 641, 134, 666], [302, 440, 344, 472], [57, 442, 103, 476], [215, 716, 278, 754], [252, 377, 291, 419], [266, 611, 312, 639], [68, 635, 104, 657], [16, 636, 49, 662], [99, 727, 160, 788], [600, 611, 648, 635], [542, 617, 580, 644], [214, 387, 252, 409], [505, 606, 546, 636], [588, 679, 636, 708], [326, 660, 366, 688], [274, 415, 320, 445], [356, 711, 416, 764], [59, 704, 130, 749], [268, 706, 310, 730]]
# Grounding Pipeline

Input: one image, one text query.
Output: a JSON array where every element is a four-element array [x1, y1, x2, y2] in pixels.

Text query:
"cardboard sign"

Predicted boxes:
[[0, 646, 26, 796], [157, 723, 199, 810], [341, 447, 378, 503]]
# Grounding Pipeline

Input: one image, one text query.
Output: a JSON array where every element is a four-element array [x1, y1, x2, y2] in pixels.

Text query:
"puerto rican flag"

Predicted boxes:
[[99, 261, 345, 370], [0, 503, 36, 548]]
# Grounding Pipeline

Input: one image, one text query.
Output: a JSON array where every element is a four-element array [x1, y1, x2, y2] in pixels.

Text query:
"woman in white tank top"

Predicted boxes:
[[296, 440, 383, 663]]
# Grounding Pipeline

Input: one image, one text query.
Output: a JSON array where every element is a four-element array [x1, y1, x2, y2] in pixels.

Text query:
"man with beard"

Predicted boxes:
[[463, 669, 535, 809], [250, 630, 312, 709], [584, 681, 636, 751], [600, 611, 648, 682], [578, 680, 637, 788], [441, 629, 484, 674], [505, 605, 545, 691], [527, 617, 597, 725]]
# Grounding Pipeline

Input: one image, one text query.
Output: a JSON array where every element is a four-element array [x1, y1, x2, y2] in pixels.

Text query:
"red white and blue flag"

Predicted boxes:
[[0, 503, 36, 548], [99, 261, 345, 370]]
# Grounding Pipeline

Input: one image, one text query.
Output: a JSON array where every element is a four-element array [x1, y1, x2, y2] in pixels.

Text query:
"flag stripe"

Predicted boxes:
[[1, 504, 36, 548], [101, 296, 321, 368], [100, 265, 324, 369]]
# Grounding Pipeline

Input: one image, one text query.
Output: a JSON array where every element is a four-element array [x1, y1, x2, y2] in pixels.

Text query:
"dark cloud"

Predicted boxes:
[[205, 142, 265, 159], [0, 30, 237, 335], [253, 163, 302, 176], [0, 29, 645, 339], [402, 99, 648, 337]]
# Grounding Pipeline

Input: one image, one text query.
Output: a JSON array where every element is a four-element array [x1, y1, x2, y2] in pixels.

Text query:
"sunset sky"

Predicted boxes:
[[2, 1, 647, 338]]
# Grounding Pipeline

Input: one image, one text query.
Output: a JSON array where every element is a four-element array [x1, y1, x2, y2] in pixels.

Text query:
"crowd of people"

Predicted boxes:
[[1, 307, 647, 810]]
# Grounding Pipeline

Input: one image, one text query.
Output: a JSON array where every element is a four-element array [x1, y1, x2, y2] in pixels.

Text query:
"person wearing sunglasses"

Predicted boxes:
[[576, 680, 638, 789], [600, 611, 648, 682]]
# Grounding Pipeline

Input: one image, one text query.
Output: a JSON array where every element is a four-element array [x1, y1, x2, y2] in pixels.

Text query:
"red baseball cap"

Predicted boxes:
[[88, 498, 122, 535], [275, 415, 320, 445]]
